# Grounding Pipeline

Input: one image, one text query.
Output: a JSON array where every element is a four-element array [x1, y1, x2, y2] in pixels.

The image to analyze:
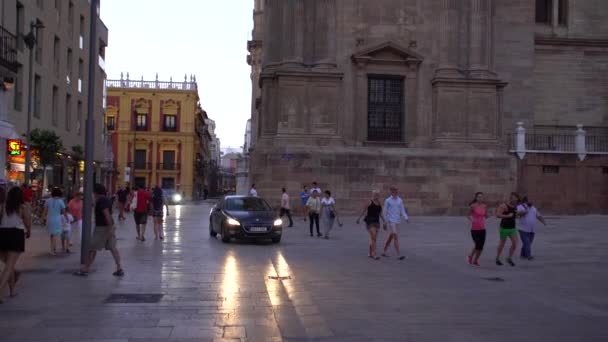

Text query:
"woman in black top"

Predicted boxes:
[[356, 191, 385, 260], [151, 187, 169, 241]]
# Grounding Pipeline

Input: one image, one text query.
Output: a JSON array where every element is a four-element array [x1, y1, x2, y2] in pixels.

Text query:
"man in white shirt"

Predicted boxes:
[[249, 184, 258, 197], [516, 197, 546, 260], [382, 186, 409, 260], [280, 188, 293, 227]]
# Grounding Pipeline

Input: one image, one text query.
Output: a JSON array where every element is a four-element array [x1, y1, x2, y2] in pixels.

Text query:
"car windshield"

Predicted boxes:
[[225, 197, 271, 212]]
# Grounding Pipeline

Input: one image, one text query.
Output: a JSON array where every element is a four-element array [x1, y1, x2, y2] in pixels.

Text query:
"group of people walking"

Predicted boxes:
[[269, 182, 546, 266], [0, 181, 173, 302], [468, 191, 546, 267], [116, 184, 170, 241]]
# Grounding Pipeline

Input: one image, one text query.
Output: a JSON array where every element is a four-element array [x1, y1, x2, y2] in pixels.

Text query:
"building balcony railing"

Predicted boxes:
[[508, 123, 608, 161], [106, 73, 198, 91], [157, 162, 180, 171], [128, 162, 152, 171], [162, 126, 177, 132], [0, 25, 19, 72]]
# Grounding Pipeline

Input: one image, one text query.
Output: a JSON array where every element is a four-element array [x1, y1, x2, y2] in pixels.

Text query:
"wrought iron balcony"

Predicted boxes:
[[128, 162, 152, 171], [0, 25, 19, 72], [157, 162, 180, 171]]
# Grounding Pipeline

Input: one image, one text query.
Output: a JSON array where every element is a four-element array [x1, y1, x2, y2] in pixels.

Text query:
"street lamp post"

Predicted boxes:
[[80, 0, 98, 265], [23, 21, 44, 185]]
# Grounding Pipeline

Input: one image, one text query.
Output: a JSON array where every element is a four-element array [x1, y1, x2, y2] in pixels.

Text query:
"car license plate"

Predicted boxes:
[[249, 227, 267, 232]]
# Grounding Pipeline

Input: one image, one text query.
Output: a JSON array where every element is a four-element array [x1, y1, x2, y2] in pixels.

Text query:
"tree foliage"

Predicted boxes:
[[30, 128, 63, 167]]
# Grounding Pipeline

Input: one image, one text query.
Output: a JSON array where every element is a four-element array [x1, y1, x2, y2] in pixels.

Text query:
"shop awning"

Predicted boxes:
[[0, 120, 19, 139]]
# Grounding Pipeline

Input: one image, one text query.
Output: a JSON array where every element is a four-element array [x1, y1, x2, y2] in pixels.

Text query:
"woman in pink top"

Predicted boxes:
[[467, 192, 488, 266], [67, 192, 83, 245]]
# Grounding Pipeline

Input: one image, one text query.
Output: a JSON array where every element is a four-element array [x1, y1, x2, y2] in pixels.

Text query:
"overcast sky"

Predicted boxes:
[[100, 0, 253, 149]]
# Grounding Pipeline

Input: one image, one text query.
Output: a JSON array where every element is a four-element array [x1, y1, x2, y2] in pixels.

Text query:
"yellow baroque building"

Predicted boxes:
[[106, 75, 203, 199]]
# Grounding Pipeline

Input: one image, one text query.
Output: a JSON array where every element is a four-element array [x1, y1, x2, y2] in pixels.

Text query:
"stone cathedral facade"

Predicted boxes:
[[247, 0, 608, 214]]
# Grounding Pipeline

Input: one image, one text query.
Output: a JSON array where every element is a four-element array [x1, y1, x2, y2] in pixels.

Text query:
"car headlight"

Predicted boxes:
[[227, 218, 241, 226], [173, 194, 182, 202], [273, 219, 283, 227]]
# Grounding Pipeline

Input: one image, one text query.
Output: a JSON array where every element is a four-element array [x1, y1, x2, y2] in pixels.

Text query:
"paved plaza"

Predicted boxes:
[[0, 202, 607, 342]]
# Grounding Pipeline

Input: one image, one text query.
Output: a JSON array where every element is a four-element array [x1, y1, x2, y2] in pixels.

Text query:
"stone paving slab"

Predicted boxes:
[[0, 203, 607, 341]]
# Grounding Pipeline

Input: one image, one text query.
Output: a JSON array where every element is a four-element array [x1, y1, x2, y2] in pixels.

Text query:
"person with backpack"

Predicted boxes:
[[151, 187, 170, 240]]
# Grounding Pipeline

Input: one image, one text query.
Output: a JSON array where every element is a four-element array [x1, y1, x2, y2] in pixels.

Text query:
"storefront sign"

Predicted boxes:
[[7, 139, 22, 156]]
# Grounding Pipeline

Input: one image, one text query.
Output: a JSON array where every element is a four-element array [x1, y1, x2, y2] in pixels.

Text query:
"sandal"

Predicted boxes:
[[73, 270, 89, 277], [112, 269, 125, 277]]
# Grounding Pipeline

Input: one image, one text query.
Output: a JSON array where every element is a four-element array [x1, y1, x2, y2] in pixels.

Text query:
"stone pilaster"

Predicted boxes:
[[313, 0, 336, 68], [469, 0, 496, 78], [263, 0, 283, 66], [281, 0, 305, 66], [436, 0, 462, 77]]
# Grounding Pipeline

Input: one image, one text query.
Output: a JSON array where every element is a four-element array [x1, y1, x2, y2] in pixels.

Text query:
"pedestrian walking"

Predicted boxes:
[[517, 197, 546, 260], [151, 187, 169, 241], [306, 190, 322, 237], [495, 192, 520, 266], [280, 188, 294, 227], [467, 192, 489, 266], [74, 184, 124, 277], [116, 185, 130, 221], [249, 184, 258, 197], [0, 186, 32, 302], [310, 182, 321, 196], [43, 188, 66, 255], [320, 190, 340, 239], [203, 188, 209, 200], [299, 186, 310, 221], [67, 192, 83, 246], [132, 186, 151, 241], [356, 191, 384, 260], [382, 186, 409, 260]]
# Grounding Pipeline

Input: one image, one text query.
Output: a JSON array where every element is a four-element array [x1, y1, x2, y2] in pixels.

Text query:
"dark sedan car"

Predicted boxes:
[[209, 196, 283, 243]]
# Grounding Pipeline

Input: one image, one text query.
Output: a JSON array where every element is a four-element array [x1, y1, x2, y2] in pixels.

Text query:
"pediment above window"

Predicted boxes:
[[352, 41, 423, 68]]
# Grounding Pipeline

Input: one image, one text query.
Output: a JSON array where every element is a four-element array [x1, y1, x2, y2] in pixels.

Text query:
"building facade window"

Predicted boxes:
[[134, 150, 147, 170], [13, 68, 23, 111], [53, 36, 60, 75], [78, 59, 83, 93], [135, 113, 148, 131], [68, 1, 74, 33], [163, 115, 177, 131], [35, 21, 44, 64], [79, 15, 85, 49], [34, 75, 41, 118], [77, 100, 82, 135], [535, 0, 552, 24], [65, 94, 71, 131], [52, 86, 58, 126], [162, 150, 176, 170], [106, 116, 116, 131], [16, 3, 25, 51], [367, 76, 404, 142]]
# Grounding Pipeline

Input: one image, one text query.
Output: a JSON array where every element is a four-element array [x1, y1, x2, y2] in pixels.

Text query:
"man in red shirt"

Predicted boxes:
[[21, 184, 33, 203], [132, 186, 151, 241]]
